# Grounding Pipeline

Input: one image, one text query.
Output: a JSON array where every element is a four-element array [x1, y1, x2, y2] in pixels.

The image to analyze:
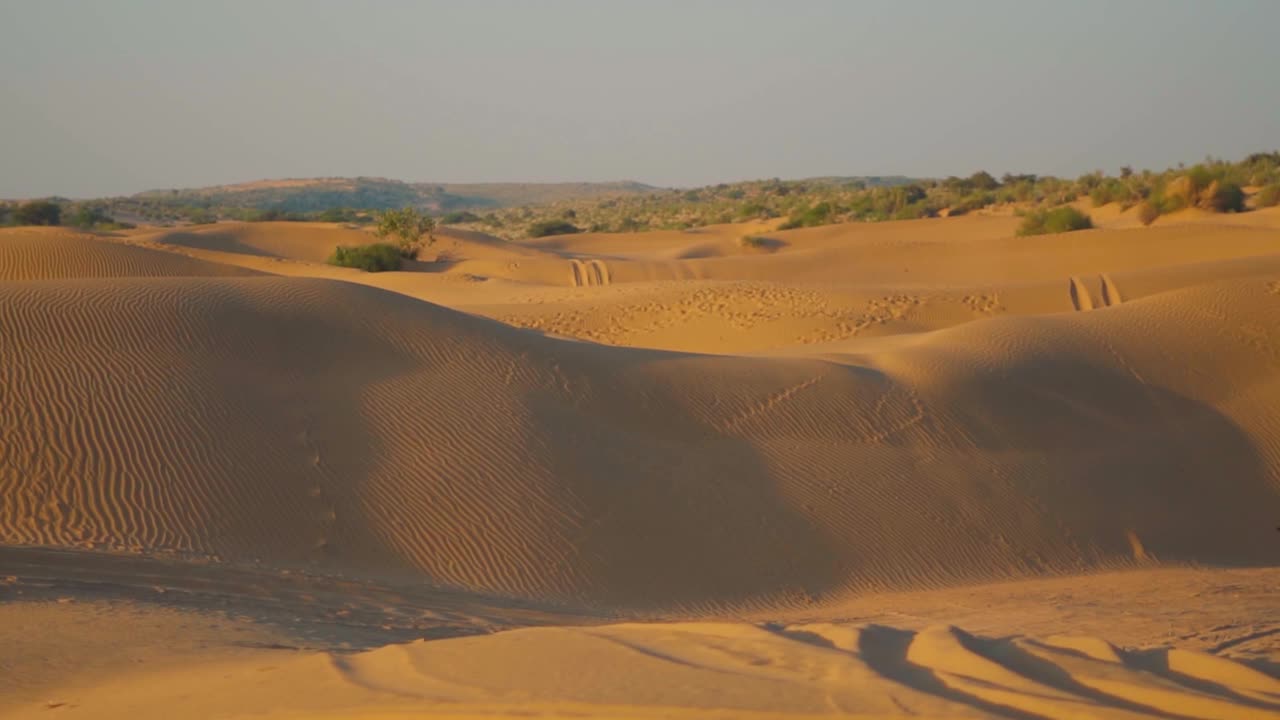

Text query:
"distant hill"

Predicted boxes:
[[131, 178, 661, 213], [802, 175, 915, 187]]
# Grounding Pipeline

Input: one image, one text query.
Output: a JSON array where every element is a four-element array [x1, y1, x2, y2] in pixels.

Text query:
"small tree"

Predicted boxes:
[[68, 203, 111, 229], [376, 207, 434, 258], [968, 171, 1000, 192], [14, 200, 62, 226]]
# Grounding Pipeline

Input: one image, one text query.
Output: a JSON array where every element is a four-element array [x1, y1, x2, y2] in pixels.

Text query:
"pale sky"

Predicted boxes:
[[2, 0, 1278, 198]]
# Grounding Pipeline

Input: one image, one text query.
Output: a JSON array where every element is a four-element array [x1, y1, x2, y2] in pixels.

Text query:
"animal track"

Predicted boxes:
[[961, 293, 1003, 315]]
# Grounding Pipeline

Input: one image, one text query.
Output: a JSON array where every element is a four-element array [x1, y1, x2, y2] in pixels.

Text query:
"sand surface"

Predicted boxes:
[[2, 212, 1278, 717]]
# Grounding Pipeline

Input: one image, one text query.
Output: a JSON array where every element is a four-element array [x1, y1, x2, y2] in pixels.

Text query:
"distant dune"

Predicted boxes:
[[0, 227, 260, 280]]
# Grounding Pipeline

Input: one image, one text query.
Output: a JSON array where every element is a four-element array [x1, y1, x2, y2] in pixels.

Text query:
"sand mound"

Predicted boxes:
[[0, 227, 259, 280], [2, 272, 1277, 609], [9, 621, 1276, 719], [146, 221, 380, 262]]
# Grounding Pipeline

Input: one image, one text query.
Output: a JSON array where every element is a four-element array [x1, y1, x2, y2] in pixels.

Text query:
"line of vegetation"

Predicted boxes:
[[5, 152, 1277, 239], [0, 199, 135, 230], [462, 152, 1279, 238]]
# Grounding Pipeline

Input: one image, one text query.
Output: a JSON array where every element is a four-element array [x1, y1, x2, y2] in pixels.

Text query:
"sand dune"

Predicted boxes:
[[6, 619, 1276, 719], [0, 227, 260, 280], [3, 272, 1278, 609], [147, 221, 383, 262], [3, 213, 1278, 716]]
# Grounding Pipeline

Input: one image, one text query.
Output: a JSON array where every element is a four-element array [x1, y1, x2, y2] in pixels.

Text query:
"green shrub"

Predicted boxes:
[[13, 200, 62, 226], [245, 208, 306, 222], [440, 210, 481, 224], [185, 208, 217, 225], [318, 207, 364, 223], [1200, 181, 1245, 213], [967, 171, 999, 192], [1161, 175, 1196, 210], [778, 201, 835, 229], [1256, 184, 1280, 208], [327, 243, 403, 272], [1089, 179, 1134, 207], [948, 192, 995, 216], [1135, 201, 1160, 226], [1150, 186, 1184, 214], [375, 207, 434, 257], [527, 219, 581, 237], [891, 202, 937, 220], [1016, 206, 1093, 236], [69, 206, 102, 228]]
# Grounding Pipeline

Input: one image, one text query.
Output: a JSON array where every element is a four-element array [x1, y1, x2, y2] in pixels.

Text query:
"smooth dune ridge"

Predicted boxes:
[[9, 621, 1276, 719], [3, 272, 1278, 609], [147, 221, 383, 263]]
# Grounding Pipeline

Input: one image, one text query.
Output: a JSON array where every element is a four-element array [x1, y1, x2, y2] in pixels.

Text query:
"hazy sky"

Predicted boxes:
[[3, 0, 1278, 197]]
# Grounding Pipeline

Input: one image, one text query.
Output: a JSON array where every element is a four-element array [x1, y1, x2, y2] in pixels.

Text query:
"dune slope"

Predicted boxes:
[[2, 272, 1277, 609], [0, 228, 261, 280]]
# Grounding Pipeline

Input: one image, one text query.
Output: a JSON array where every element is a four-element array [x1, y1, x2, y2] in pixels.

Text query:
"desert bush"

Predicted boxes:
[[948, 191, 995, 216], [1089, 179, 1135, 207], [327, 243, 403, 272], [1135, 201, 1160, 226], [13, 200, 62, 226], [1159, 167, 1245, 213], [1016, 206, 1093, 236], [245, 208, 307, 222], [1161, 175, 1196, 210], [318, 207, 365, 223], [967, 171, 999, 192], [1255, 184, 1280, 208], [185, 208, 217, 225], [891, 202, 938, 220], [375, 207, 434, 257], [736, 201, 773, 220], [779, 201, 835, 229], [67, 203, 115, 229], [1199, 180, 1245, 213], [440, 210, 481, 224], [527, 219, 581, 237]]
